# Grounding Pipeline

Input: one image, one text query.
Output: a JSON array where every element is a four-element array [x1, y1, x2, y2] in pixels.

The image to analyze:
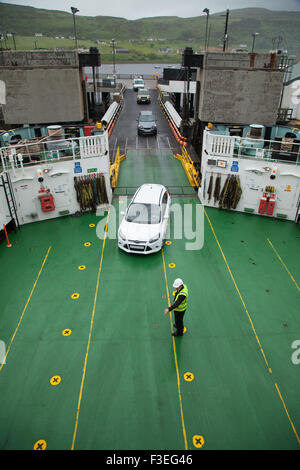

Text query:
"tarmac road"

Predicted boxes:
[[109, 85, 181, 158]]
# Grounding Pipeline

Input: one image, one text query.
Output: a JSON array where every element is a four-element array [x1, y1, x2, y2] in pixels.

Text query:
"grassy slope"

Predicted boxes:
[[0, 3, 299, 59]]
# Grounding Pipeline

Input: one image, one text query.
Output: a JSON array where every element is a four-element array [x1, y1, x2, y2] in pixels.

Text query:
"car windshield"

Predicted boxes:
[[140, 114, 154, 122], [139, 90, 149, 95], [135, 79, 143, 84], [125, 203, 161, 224]]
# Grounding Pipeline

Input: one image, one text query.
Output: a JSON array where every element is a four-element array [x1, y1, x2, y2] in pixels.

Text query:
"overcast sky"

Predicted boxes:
[[2, 0, 300, 19]]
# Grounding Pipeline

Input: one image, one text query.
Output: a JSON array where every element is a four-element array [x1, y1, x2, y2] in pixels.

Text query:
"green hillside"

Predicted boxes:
[[0, 3, 299, 60]]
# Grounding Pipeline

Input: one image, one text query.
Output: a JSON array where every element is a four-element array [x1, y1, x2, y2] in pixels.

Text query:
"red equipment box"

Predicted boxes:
[[40, 194, 55, 213]]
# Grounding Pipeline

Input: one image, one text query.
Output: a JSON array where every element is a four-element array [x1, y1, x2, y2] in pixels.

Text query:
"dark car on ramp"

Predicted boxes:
[[137, 111, 157, 136]]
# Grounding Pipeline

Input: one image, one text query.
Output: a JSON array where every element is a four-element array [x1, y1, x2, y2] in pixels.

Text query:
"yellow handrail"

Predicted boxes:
[[174, 146, 200, 188], [110, 147, 126, 188]]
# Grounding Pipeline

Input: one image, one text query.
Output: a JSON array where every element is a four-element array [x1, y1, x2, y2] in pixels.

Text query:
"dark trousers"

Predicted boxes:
[[174, 309, 186, 335]]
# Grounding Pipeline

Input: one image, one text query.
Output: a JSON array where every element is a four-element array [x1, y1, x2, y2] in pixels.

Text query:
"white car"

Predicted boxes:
[[132, 77, 145, 91], [118, 184, 171, 254]]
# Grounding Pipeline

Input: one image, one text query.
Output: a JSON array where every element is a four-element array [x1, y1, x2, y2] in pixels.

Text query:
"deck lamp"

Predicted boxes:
[[203, 8, 209, 52], [71, 6, 79, 50], [251, 33, 259, 53]]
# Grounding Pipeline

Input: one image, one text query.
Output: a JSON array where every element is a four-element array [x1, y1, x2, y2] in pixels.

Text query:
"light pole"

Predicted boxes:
[[222, 9, 229, 52], [251, 32, 259, 53], [203, 8, 209, 52], [71, 6, 79, 50], [111, 39, 116, 75]]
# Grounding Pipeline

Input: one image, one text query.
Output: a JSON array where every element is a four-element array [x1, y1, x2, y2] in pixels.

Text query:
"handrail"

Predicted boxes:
[[204, 130, 300, 165], [106, 98, 124, 138], [0, 134, 109, 171], [175, 146, 200, 188], [159, 98, 187, 147], [110, 147, 126, 188]]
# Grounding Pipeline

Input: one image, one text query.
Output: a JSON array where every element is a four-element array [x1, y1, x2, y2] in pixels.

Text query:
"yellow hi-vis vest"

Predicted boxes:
[[174, 284, 188, 312]]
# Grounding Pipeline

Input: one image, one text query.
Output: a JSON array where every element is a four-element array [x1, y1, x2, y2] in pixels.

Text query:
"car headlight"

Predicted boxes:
[[119, 229, 126, 241], [149, 233, 160, 243]]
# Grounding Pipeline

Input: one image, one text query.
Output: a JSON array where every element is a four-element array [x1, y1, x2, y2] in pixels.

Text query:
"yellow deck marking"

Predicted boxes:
[[33, 440, 47, 450], [71, 210, 110, 450], [205, 210, 270, 367], [62, 329, 72, 336], [193, 435, 205, 448], [275, 383, 300, 445], [0, 245, 52, 374], [184, 372, 194, 382], [162, 248, 188, 450], [205, 209, 300, 446], [50, 375, 61, 386], [267, 238, 300, 291]]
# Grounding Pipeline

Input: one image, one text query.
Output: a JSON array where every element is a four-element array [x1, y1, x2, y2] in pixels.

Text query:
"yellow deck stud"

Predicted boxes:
[[33, 440, 47, 450], [165, 240, 172, 245], [184, 372, 194, 382], [78, 265, 86, 270], [168, 263, 176, 268], [84, 242, 91, 247], [89, 223, 95, 227], [193, 435, 205, 448], [62, 329, 72, 337], [50, 375, 61, 386], [71, 293, 80, 300]]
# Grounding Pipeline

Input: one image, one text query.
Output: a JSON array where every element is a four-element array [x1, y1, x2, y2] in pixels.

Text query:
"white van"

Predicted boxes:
[[132, 77, 145, 91]]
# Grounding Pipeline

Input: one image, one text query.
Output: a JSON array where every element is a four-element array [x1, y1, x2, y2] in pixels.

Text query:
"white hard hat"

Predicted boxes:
[[173, 278, 183, 288]]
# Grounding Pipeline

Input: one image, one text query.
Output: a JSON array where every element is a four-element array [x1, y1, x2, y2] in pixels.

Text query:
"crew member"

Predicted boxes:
[[164, 278, 188, 336]]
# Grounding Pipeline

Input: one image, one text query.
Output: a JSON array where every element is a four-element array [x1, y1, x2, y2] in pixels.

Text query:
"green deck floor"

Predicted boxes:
[[0, 149, 299, 450], [116, 148, 196, 195]]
